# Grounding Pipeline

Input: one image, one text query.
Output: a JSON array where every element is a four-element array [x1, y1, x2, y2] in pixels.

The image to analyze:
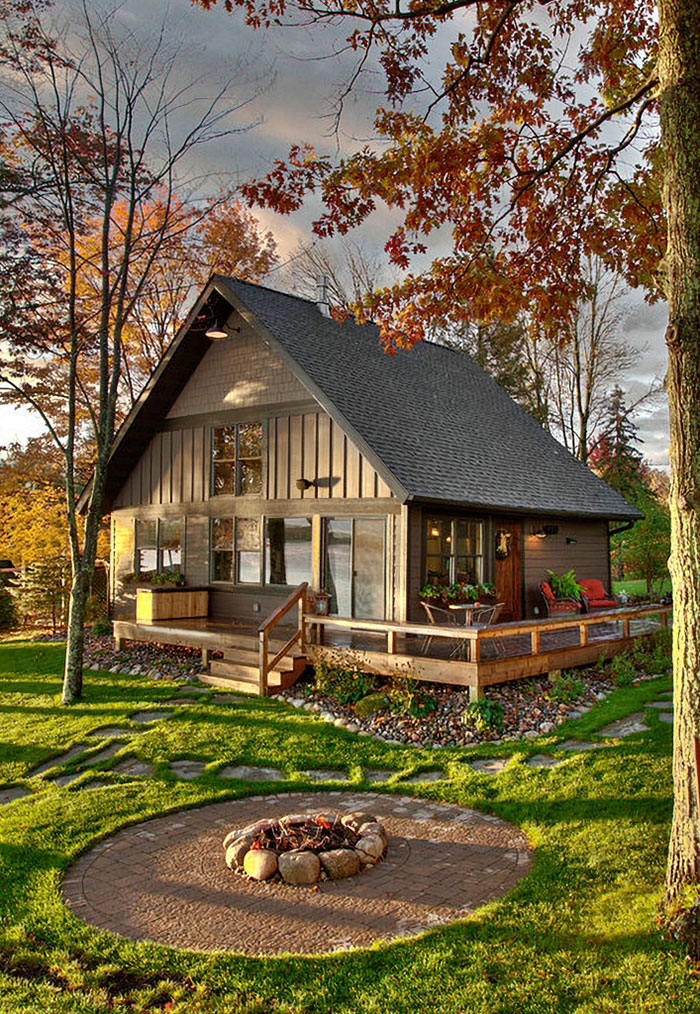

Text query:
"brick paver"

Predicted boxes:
[[63, 791, 532, 956]]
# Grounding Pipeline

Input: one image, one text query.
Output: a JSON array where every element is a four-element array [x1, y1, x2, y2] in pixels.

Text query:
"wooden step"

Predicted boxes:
[[219, 646, 301, 667], [200, 655, 308, 695]]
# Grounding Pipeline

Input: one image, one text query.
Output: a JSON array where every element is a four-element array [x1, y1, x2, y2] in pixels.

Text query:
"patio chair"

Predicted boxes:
[[420, 601, 469, 659], [540, 581, 581, 618], [578, 579, 618, 614], [472, 602, 506, 658]]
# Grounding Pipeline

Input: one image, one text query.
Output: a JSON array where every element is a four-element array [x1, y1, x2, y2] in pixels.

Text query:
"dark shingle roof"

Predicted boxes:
[[217, 276, 640, 520]]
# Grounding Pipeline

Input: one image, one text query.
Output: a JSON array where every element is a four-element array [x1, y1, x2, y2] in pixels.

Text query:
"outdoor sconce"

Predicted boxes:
[[532, 526, 548, 539], [531, 524, 559, 539], [295, 478, 313, 491], [566, 537, 578, 545], [495, 529, 512, 559]]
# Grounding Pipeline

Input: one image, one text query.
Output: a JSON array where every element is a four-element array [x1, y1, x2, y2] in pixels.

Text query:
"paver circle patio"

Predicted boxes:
[[63, 791, 532, 956]]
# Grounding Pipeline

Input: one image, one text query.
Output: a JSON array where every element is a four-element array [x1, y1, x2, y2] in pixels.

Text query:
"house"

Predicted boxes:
[[87, 275, 656, 696]]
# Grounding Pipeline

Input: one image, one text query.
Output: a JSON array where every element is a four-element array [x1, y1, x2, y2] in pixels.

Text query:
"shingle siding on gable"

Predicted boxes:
[[166, 319, 310, 418]]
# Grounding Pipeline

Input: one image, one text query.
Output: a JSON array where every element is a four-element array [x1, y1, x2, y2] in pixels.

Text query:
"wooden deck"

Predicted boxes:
[[114, 602, 671, 702]]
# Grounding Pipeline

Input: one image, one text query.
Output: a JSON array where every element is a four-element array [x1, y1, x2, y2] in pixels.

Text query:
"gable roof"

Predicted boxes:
[[87, 274, 641, 520]]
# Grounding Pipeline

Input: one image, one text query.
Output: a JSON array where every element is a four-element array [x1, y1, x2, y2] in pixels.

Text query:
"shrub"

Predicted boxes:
[[386, 665, 436, 718], [311, 649, 375, 705], [547, 673, 584, 703], [0, 586, 17, 631], [92, 616, 113, 637], [608, 653, 637, 686], [462, 698, 505, 733], [354, 692, 389, 717]]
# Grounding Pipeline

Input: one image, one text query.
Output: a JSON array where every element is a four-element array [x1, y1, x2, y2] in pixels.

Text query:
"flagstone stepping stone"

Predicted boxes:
[[84, 744, 124, 766], [365, 770, 395, 783], [598, 712, 648, 738], [89, 726, 136, 738], [177, 687, 210, 696], [659, 712, 673, 724], [163, 698, 197, 706], [218, 764, 285, 782], [28, 744, 91, 777], [129, 711, 173, 724], [526, 754, 562, 768], [301, 769, 347, 781], [170, 759, 207, 780], [470, 758, 509, 773], [111, 758, 154, 778], [210, 693, 242, 704], [51, 772, 85, 788], [646, 701, 674, 709], [401, 770, 445, 783], [556, 739, 602, 751], [0, 786, 31, 805]]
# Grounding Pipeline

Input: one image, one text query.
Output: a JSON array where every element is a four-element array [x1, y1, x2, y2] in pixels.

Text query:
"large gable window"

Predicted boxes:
[[212, 423, 263, 496], [424, 517, 483, 585]]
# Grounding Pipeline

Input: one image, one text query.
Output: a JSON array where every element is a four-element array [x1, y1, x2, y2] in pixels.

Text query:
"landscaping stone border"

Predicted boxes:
[[63, 791, 532, 956]]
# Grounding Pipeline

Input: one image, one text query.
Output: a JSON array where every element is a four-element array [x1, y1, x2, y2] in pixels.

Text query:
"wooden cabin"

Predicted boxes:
[[85, 276, 658, 698]]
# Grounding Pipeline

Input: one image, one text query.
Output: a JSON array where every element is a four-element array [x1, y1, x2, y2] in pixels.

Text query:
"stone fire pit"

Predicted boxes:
[[223, 810, 387, 885]]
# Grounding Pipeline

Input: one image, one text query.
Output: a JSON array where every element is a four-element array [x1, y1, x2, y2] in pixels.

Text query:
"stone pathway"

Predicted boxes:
[[84, 744, 124, 766], [218, 764, 285, 782], [598, 712, 648, 738], [0, 786, 31, 805], [470, 758, 510, 773], [526, 754, 562, 769], [62, 791, 532, 956], [27, 744, 91, 778], [169, 759, 207, 780], [129, 711, 173, 724], [89, 726, 137, 738], [365, 770, 395, 783], [301, 769, 347, 782], [556, 739, 602, 752], [111, 758, 154, 778]]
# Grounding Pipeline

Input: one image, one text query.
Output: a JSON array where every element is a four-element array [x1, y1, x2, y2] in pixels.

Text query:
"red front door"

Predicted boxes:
[[493, 521, 522, 622]]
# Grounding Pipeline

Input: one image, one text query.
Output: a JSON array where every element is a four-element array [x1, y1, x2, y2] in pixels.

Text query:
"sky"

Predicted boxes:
[[0, 0, 671, 468]]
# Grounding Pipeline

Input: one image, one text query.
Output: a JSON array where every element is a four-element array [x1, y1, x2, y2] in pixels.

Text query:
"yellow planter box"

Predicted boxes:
[[136, 587, 209, 624]]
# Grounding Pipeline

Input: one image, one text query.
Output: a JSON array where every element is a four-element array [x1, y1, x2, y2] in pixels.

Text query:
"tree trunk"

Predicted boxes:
[[62, 567, 91, 703], [659, 0, 700, 896]]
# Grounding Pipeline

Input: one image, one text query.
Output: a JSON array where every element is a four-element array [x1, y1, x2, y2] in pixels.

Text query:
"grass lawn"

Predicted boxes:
[[0, 640, 696, 1014], [612, 578, 671, 597]]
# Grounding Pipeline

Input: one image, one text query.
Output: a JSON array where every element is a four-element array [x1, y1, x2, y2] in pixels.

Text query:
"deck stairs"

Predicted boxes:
[[198, 631, 309, 695]]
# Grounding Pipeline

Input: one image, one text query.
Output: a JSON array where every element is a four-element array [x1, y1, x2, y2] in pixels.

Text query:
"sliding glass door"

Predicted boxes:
[[323, 517, 386, 619]]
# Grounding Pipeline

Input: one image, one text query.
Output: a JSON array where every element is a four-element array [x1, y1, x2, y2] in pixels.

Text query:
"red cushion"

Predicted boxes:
[[587, 598, 617, 610], [579, 579, 607, 599], [540, 582, 557, 602]]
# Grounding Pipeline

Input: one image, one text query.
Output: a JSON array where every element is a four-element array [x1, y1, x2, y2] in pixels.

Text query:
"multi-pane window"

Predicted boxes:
[[212, 423, 263, 496], [135, 519, 182, 578], [265, 517, 312, 586], [211, 517, 261, 584], [424, 517, 483, 585]]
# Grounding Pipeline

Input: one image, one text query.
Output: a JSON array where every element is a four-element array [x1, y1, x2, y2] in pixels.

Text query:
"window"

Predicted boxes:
[[424, 517, 483, 585], [265, 517, 312, 586], [211, 517, 261, 584], [135, 519, 182, 578], [212, 423, 263, 496]]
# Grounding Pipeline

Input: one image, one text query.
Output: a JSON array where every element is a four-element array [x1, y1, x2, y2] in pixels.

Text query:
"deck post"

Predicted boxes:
[[531, 629, 541, 656], [660, 612, 669, 628], [622, 617, 631, 640], [579, 623, 588, 648], [202, 648, 210, 667], [258, 630, 269, 697], [387, 629, 397, 654], [469, 684, 484, 703], [298, 597, 306, 652], [114, 636, 126, 652]]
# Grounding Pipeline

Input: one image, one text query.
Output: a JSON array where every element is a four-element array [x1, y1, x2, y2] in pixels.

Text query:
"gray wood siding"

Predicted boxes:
[[113, 409, 393, 509], [522, 518, 610, 616]]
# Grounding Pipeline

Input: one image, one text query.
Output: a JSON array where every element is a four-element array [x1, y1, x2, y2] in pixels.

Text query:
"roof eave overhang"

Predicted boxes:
[[405, 493, 642, 522]]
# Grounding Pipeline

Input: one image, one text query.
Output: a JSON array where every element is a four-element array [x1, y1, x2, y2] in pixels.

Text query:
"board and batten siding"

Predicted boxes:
[[522, 518, 610, 616]]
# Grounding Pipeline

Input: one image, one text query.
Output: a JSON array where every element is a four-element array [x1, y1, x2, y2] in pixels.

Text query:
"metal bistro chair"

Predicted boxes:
[[471, 602, 506, 658], [420, 601, 471, 660]]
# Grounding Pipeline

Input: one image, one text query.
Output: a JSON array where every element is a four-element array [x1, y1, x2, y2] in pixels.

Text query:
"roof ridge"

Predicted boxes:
[[217, 273, 318, 308]]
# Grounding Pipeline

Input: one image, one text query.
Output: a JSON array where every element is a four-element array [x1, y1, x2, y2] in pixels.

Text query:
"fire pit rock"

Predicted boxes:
[[223, 811, 388, 886]]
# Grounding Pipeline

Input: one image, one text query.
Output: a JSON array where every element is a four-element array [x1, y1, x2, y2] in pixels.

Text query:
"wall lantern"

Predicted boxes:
[[205, 326, 229, 340], [495, 529, 512, 559], [531, 523, 559, 540]]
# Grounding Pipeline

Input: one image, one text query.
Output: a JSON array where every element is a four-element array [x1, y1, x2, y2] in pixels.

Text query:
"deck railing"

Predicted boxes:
[[304, 603, 672, 701], [258, 582, 308, 695]]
